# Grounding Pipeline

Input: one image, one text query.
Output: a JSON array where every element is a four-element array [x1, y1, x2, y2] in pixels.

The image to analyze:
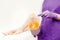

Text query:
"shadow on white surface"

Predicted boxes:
[[0, 30, 37, 40]]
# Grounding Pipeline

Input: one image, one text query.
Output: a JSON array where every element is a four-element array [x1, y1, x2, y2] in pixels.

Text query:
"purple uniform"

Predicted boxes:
[[38, 0, 60, 40]]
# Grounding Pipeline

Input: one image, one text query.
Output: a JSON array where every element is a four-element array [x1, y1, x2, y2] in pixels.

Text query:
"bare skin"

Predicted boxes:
[[3, 13, 40, 36], [56, 14, 60, 20]]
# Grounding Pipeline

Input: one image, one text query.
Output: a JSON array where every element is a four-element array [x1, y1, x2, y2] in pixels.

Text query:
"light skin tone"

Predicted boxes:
[[3, 13, 40, 36], [56, 14, 60, 20]]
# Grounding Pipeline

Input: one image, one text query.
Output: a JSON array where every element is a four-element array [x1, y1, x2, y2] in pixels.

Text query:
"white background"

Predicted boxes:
[[0, 0, 44, 40], [0, 0, 43, 32]]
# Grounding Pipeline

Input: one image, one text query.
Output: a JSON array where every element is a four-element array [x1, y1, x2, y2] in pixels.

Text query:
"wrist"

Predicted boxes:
[[56, 14, 60, 20], [53, 13, 57, 19], [49, 12, 57, 19]]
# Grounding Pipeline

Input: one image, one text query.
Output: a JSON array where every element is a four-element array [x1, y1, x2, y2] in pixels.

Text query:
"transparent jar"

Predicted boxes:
[[28, 13, 40, 30]]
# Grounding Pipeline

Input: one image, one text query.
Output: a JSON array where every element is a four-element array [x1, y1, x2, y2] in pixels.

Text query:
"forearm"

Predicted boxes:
[[56, 14, 60, 20]]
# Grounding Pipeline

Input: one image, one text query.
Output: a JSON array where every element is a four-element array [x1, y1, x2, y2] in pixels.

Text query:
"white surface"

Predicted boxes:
[[0, 0, 43, 31], [0, 0, 44, 40], [0, 30, 37, 40]]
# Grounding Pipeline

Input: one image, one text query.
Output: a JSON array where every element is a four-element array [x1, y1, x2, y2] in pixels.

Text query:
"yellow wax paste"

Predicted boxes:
[[29, 21, 39, 30]]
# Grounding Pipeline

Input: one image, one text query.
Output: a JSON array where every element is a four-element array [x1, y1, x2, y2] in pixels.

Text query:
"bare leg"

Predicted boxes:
[[3, 13, 40, 35]]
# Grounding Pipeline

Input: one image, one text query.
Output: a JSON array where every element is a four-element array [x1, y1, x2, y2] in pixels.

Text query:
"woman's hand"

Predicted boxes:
[[38, 10, 60, 20], [38, 10, 57, 18]]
